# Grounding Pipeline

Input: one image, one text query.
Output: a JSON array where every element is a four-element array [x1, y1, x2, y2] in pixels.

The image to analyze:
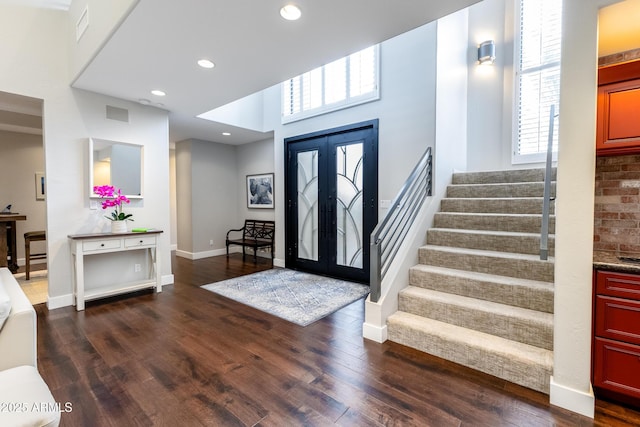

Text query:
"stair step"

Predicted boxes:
[[398, 287, 553, 350], [427, 228, 555, 256], [440, 197, 555, 215], [418, 245, 555, 282], [409, 264, 554, 313], [452, 168, 556, 185], [447, 182, 555, 198], [433, 212, 555, 234], [387, 312, 553, 393]]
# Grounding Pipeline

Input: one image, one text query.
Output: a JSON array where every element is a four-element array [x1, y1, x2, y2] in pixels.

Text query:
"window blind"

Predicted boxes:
[[516, 0, 562, 158], [282, 45, 379, 122]]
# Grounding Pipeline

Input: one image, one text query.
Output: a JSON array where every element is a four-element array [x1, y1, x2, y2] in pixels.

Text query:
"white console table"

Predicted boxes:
[[68, 230, 163, 311]]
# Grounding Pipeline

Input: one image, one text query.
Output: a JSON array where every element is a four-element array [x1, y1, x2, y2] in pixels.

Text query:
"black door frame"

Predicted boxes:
[[284, 119, 378, 283]]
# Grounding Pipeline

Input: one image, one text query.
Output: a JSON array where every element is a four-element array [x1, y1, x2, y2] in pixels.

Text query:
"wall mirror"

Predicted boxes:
[[89, 138, 143, 198]]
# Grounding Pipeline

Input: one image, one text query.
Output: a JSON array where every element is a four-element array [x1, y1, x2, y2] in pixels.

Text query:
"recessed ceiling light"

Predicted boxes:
[[280, 4, 301, 21], [222, 132, 231, 136], [198, 59, 215, 69], [138, 99, 151, 105], [151, 89, 166, 97]]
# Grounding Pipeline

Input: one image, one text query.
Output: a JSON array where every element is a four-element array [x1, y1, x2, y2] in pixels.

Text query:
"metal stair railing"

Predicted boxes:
[[370, 147, 432, 302], [540, 104, 558, 261]]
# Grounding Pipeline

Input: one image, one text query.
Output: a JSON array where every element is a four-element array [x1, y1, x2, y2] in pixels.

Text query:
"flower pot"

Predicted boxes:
[[111, 221, 128, 234]]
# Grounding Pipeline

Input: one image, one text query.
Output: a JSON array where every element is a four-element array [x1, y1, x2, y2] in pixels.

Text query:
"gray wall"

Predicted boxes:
[[236, 137, 275, 222]]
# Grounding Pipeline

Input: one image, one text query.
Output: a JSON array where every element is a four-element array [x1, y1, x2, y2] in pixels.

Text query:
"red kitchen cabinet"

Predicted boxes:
[[597, 60, 640, 156], [593, 270, 640, 406]]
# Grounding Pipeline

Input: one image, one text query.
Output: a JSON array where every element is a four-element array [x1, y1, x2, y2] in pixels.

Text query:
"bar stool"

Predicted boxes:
[[24, 230, 46, 280]]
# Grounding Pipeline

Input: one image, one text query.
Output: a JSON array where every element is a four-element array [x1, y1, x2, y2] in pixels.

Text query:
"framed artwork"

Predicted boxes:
[[35, 172, 45, 200], [247, 173, 274, 209]]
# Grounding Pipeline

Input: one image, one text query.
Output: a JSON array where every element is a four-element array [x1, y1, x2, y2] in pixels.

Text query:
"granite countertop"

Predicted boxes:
[[593, 251, 640, 274]]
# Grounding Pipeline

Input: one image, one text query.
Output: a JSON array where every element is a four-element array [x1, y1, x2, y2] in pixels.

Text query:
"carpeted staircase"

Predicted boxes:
[[387, 168, 556, 394]]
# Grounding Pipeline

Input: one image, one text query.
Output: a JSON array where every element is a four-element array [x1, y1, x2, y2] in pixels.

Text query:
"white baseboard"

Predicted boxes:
[[549, 376, 595, 418], [362, 322, 387, 343], [274, 258, 285, 268], [47, 293, 74, 310], [162, 274, 174, 286], [175, 247, 244, 260]]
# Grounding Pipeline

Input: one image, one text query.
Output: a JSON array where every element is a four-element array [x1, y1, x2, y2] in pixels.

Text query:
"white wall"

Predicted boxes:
[[0, 130, 46, 264], [0, 4, 172, 309], [264, 21, 439, 264], [466, 0, 513, 171], [68, 0, 139, 81], [549, 0, 621, 418]]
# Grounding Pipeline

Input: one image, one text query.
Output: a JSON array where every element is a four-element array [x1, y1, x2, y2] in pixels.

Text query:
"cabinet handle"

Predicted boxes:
[[100, 243, 105, 247], [139, 240, 143, 243]]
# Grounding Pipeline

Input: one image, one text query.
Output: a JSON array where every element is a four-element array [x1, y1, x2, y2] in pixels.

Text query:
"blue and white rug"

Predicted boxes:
[[201, 268, 370, 326]]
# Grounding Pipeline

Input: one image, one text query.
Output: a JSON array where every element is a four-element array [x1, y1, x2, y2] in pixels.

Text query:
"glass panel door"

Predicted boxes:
[[336, 143, 363, 268], [297, 150, 319, 261]]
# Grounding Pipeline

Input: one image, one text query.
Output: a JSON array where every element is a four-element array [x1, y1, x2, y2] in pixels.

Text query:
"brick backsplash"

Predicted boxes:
[[594, 154, 640, 255]]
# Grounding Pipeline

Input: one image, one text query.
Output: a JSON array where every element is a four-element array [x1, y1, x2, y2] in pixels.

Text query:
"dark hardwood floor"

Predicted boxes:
[[35, 253, 640, 426]]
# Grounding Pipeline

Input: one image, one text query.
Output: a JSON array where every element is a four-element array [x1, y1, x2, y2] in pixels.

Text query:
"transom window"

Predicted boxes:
[[513, 0, 563, 163], [282, 45, 380, 123]]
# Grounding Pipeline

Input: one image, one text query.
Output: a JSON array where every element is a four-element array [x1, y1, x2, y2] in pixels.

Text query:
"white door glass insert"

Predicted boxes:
[[297, 150, 319, 261], [336, 143, 364, 268]]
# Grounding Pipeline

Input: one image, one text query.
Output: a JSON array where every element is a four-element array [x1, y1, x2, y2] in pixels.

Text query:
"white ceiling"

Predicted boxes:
[[3, 0, 640, 143], [71, 0, 481, 144]]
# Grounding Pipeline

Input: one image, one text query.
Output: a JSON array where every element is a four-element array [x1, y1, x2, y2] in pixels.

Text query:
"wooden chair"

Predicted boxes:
[[24, 231, 46, 280]]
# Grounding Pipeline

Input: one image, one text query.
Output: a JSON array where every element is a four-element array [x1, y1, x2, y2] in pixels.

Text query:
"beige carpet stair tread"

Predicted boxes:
[[387, 312, 553, 393], [433, 212, 556, 233], [452, 168, 556, 184], [427, 228, 555, 256], [419, 245, 555, 282], [440, 197, 555, 214], [400, 286, 553, 325], [409, 264, 554, 313], [410, 264, 555, 292], [399, 287, 553, 349], [419, 244, 556, 264], [447, 182, 555, 198]]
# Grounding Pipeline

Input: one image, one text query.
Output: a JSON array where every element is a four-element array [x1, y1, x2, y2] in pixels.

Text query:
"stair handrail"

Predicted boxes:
[[370, 147, 432, 302], [540, 104, 557, 260]]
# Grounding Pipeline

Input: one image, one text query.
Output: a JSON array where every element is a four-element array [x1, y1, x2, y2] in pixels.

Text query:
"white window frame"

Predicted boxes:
[[281, 45, 380, 124], [512, 0, 562, 164]]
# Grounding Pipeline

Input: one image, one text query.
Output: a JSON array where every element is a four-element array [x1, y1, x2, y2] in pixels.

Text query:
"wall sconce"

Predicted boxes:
[[478, 40, 496, 65]]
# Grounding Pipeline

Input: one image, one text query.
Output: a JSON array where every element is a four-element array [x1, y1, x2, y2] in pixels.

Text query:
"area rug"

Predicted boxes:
[[201, 268, 370, 326], [13, 270, 48, 305]]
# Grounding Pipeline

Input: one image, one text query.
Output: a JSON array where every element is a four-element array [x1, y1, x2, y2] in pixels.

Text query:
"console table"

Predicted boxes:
[[68, 230, 162, 311], [0, 214, 26, 273]]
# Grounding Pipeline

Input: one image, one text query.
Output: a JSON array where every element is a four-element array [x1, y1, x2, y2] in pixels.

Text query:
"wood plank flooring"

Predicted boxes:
[[34, 253, 640, 426]]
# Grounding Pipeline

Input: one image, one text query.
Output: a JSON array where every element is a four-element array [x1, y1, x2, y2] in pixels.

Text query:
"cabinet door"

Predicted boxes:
[[596, 295, 640, 346], [597, 79, 640, 154], [594, 337, 640, 400]]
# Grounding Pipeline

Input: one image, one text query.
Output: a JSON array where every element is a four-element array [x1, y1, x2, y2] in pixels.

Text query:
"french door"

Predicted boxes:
[[285, 120, 378, 283]]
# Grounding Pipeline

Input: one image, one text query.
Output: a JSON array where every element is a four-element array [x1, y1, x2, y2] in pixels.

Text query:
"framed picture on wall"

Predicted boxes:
[[35, 172, 45, 200], [247, 173, 274, 209]]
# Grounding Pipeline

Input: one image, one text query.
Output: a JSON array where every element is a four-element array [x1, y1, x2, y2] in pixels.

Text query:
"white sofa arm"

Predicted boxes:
[[0, 268, 37, 371]]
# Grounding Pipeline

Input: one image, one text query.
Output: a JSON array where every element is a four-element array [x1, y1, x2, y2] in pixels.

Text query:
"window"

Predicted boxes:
[[282, 45, 379, 123], [514, 0, 562, 163]]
